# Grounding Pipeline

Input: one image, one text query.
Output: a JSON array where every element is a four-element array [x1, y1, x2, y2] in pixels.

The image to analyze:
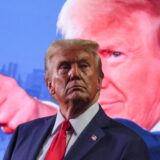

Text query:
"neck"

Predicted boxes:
[[60, 98, 97, 119]]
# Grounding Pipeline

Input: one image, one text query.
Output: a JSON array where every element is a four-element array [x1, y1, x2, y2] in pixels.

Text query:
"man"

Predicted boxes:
[[4, 39, 150, 160]]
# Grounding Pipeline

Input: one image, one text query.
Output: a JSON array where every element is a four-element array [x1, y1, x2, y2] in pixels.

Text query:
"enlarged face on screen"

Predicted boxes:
[[77, 12, 160, 129]]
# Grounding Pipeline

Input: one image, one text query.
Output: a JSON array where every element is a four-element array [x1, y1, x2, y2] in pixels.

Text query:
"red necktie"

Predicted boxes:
[[45, 120, 71, 160]]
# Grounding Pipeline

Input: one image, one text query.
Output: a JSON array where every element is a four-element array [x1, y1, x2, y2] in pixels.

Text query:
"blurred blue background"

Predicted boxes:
[[0, 0, 65, 159]]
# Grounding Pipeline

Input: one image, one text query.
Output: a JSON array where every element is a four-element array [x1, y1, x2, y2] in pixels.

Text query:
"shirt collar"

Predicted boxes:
[[51, 102, 99, 136], [51, 109, 65, 135]]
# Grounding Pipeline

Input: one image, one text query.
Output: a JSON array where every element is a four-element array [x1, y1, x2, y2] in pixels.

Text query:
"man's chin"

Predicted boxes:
[[66, 93, 89, 105], [67, 90, 85, 99]]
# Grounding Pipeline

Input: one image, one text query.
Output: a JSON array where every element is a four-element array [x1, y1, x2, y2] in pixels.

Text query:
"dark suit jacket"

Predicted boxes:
[[4, 107, 150, 160], [116, 119, 160, 160]]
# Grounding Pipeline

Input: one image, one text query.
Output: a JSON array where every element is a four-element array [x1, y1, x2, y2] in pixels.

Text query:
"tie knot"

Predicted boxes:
[[61, 120, 72, 131]]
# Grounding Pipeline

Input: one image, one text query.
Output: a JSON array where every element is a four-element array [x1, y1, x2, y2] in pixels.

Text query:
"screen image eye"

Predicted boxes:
[[112, 51, 122, 57]]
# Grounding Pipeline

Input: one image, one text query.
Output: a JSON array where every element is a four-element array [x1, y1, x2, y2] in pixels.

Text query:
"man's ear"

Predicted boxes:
[[97, 77, 102, 92], [46, 78, 55, 95]]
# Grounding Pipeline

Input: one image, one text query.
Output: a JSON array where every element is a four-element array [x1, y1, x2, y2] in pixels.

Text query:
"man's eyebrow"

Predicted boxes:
[[58, 60, 70, 64], [57, 61, 70, 68], [78, 60, 91, 68], [78, 58, 90, 64], [57, 56, 91, 66]]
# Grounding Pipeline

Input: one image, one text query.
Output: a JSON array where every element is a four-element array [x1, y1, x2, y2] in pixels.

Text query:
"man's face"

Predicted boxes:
[[48, 49, 101, 108], [76, 13, 160, 129]]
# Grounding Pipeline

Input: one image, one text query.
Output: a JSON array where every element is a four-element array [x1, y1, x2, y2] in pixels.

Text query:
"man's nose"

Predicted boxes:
[[68, 64, 81, 80]]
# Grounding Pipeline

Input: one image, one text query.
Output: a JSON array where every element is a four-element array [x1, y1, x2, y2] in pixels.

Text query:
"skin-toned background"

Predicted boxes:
[[0, 0, 65, 158]]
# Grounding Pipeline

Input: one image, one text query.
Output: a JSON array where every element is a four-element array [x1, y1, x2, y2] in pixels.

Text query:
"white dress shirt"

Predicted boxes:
[[37, 102, 99, 160]]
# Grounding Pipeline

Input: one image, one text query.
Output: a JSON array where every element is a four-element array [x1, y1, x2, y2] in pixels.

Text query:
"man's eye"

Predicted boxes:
[[99, 49, 126, 63], [59, 64, 70, 71], [79, 63, 88, 68], [112, 51, 122, 57], [99, 49, 123, 58]]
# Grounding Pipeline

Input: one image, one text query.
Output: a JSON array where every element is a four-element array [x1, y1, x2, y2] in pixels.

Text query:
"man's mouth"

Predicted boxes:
[[66, 85, 86, 94]]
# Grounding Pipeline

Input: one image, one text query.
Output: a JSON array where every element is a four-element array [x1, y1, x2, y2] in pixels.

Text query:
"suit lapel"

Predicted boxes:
[[29, 116, 56, 160], [64, 107, 111, 160]]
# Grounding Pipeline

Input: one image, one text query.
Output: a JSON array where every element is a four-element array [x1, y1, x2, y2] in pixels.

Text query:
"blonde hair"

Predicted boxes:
[[45, 39, 104, 80]]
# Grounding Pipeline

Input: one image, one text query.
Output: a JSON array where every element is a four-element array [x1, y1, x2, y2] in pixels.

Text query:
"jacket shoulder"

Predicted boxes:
[[17, 115, 56, 133]]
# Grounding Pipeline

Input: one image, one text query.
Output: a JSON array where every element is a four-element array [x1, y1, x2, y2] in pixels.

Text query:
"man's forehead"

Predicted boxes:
[[86, 27, 140, 51], [51, 50, 94, 62], [85, 19, 155, 53], [74, 11, 154, 47]]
